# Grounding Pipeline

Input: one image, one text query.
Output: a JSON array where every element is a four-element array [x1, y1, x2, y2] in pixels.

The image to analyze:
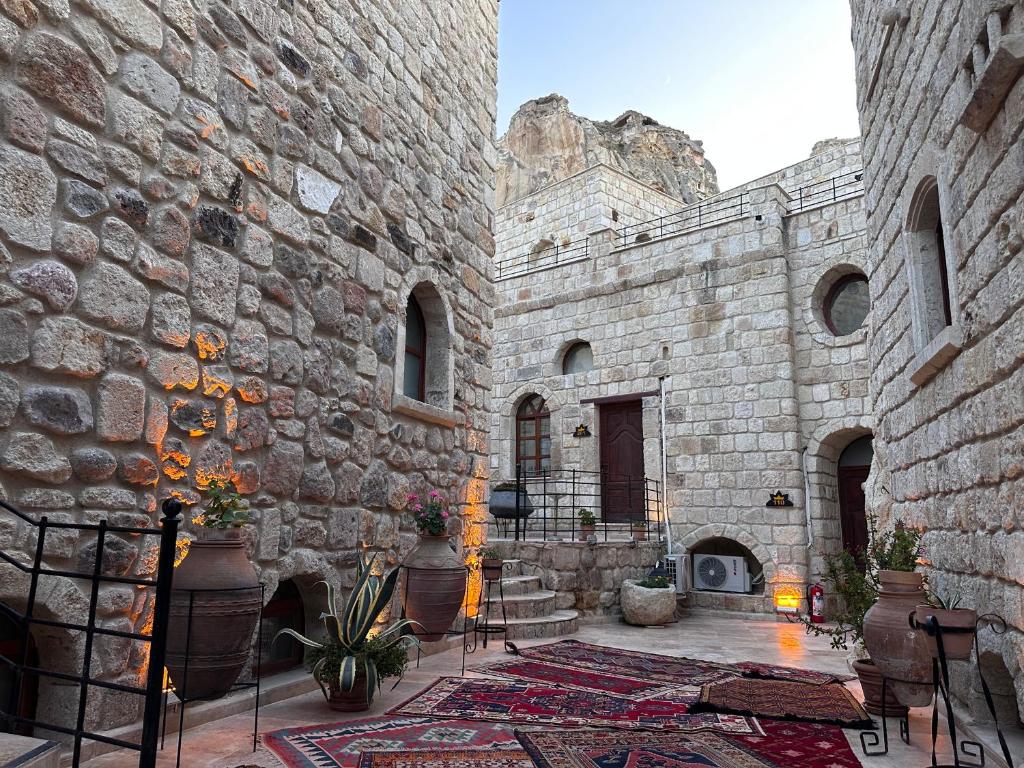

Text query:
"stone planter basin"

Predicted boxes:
[[620, 579, 676, 626], [489, 487, 534, 520]]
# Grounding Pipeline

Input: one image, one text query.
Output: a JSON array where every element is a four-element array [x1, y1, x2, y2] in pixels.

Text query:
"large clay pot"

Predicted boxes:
[[852, 658, 908, 717], [863, 570, 932, 707], [912, 606, 977, 661], [488, 487, 534, 520], [326, 669, 370, 712], [401, 534, 466, 642], [166, 528, 261, 701]]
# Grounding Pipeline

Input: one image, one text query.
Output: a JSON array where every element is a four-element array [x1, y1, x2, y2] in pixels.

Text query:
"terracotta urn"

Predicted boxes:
[[326, 670, 370, 712], [401, 534, 466, 641], [912, 606, 977, 661], [852, 658, 908, 717], [166, 527, 262, 701], [862, 570, 932, 707]]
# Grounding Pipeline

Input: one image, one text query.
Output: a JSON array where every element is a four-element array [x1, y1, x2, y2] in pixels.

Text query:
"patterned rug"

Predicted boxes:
[[388, 677, 762, 733], [733, 659, 856, 685], [474, 658, 680, 699], [262, 716, 519, 768], [731, 719, 865, 768], [357, 748, 533, 767], [694, 677, 874, 728], [515, 639, 735, 686], [515, 728, 779, 768]]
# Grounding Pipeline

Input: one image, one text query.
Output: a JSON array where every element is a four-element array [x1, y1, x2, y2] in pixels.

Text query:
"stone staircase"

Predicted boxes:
[[476, 559, 578, 640]]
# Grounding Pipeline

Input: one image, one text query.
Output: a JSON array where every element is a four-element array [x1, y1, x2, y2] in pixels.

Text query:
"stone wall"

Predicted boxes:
[[850, 0, 1024, 721], [0, 0, 497, 736], [491, 146, 873, 611]]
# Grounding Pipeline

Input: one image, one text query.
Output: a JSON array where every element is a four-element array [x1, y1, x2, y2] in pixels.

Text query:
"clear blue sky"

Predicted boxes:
[[497, 1, 861, 190]]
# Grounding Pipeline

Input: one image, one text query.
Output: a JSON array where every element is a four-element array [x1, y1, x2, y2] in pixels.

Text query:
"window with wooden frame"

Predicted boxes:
[[403, 295, 426, 402], [258, 580, 305, 676], [516, 395, 551, 476]]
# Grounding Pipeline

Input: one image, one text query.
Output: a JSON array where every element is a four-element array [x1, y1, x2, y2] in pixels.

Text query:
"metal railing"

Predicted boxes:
[[494, 238, 590, 281], [495, 467, 663, 543], [786, 169, 864, 212], [616, 192, 748, 245], [0, 498, 182, 767]]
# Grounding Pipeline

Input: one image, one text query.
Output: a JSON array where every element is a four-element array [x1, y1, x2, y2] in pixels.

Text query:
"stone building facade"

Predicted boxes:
[[491, 136, 874, 613], [0, 0, 497, 738], [850, 0, 1024, 724]]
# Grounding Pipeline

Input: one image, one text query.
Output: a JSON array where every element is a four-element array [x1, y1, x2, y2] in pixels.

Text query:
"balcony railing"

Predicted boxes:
[[785, 169, 864, 212], [494, 238, 589, 281], [616, 192, 748, 246], [493, 467, 663, 543]]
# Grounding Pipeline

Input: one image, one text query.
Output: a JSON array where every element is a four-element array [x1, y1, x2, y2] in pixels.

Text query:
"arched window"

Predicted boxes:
[[823, 274, 870, 336], [562, 342, 594, 374], [516, 395, 550, 477], [258, 580, 305, 676], [906, 177, 954, 344], [403, 295, 426, 402]]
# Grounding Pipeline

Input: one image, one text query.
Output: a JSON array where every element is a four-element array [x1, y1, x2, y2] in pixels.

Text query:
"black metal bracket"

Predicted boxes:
[[466, 561, 516, 655]]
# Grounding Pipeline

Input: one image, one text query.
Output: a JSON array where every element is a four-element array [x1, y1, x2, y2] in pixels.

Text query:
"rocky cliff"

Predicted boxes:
[[497, 95, 719, 207]]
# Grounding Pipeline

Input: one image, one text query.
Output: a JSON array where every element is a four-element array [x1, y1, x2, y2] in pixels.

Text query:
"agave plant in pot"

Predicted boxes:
[[913, 585, 977, 661], [166, 479, 261, 701], [275, 554, 420, 711]]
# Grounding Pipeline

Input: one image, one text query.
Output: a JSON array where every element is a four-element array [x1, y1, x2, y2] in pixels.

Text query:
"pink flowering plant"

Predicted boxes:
[[407, 489, 451, 536]]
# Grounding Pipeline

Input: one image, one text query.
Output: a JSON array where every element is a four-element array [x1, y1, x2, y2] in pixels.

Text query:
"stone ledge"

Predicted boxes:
[[392, 394, 462, 428], [959, 32, 1024, 133], [909, 324, 964, 387]]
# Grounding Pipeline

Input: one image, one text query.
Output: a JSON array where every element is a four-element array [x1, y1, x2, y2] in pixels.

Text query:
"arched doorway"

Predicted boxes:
[[838, 435, 872, 560], [258, 580, 306, 676], [0, 610, 39, 736]]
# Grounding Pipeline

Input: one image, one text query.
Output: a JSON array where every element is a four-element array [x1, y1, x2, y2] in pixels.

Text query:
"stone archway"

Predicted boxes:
[[677, 523, 776, 586]]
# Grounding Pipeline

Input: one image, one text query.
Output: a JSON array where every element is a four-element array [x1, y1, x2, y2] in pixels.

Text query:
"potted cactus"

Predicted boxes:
[[274, 554, 420, 711]]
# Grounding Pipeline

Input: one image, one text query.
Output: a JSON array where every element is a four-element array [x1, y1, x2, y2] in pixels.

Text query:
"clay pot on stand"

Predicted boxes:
[[166, 528, 262, 700], [862, 570, 932, 707], [325, 669, 370, 712], [913, 606, 978, 661], [852, 658, 909, 717], [401, 534, 466, 642], [482, 558, 504, 582]]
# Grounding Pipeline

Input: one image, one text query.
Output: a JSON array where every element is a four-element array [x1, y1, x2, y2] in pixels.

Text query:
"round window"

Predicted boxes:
[[824, 275, 870, 336]]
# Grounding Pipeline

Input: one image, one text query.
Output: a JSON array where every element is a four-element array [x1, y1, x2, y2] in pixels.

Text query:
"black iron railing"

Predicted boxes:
[[494, 238, 589, 281], [0, 498, 181, 767], [616, 192, 748, 245], [786, 169, 864, 212], [496, 467, 662, 543]]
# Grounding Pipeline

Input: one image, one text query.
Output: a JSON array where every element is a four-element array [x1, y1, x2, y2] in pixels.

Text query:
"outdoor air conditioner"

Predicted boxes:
[[664, 554, 690, 594], [692, 554, 751, 593]]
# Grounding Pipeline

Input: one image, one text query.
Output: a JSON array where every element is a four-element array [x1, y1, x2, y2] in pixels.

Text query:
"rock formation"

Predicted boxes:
[[497, 94, 719, 206]]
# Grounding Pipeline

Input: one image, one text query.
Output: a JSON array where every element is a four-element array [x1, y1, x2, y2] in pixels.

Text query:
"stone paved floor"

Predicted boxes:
[[79, 613, 1013, 767]]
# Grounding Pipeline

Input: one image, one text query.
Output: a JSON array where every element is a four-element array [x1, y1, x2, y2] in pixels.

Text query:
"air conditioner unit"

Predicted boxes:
[[664, 554, 690, 594], [692, 554, 751, 593]]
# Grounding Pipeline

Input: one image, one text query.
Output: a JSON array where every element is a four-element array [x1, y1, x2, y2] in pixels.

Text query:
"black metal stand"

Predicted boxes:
[[466, 562, 515, 654], [399, 565, 470, 675], [859, 613, 1014, 768], [159, 583, 265, 768]]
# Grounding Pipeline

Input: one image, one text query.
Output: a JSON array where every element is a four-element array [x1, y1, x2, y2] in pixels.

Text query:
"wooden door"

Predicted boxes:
[[838, 465, 870, 561], [599, 401, 645, 523]]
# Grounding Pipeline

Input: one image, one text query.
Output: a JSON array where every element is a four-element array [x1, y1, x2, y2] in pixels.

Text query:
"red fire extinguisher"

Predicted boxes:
[[807, 583, 825, 623]]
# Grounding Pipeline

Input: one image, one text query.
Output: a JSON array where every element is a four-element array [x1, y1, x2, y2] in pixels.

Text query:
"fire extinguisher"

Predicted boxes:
[[807, 583, 825, 623]]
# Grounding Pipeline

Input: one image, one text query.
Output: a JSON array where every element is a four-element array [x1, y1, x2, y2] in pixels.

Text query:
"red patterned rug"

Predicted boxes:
[[515, 728, 779, 768], [262, 716, 519, 768], [733, 660, 856, 685], [357, 748, 533, 767], [388, 677, 762, 733], [694, 677, 874, 728], [731, 719, 865, 768], [515, 639, 735, 686], [474, 658, 680, 699]]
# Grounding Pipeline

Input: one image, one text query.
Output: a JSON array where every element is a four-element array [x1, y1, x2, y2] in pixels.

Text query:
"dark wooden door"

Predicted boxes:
[[838, 465, 870, 561], [599, 400, 645, 523]]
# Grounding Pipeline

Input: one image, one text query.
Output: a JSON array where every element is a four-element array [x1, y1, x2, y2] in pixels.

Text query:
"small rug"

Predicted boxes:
[[733, 659, 856, 685], [516, 728, 778, 768], [388, 677, 762, 734], [262, 716, 519, 768], [474, 658, 680, 699], [357, 748, 534, 768], [694, 677, 874, 728], [731, 719, 866, 768], [515, 639, 736, 686]]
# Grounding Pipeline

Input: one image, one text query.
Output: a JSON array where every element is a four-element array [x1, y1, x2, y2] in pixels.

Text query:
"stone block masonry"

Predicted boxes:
[[0, 0, 497, 738]]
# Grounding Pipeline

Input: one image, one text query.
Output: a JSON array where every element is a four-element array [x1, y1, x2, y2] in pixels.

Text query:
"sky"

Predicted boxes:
[[496, 1, 861, 191]]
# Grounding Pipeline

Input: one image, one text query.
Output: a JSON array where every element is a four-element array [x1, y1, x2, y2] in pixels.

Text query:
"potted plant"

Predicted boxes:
[[479, 545, 504, 581], [913, 586, 977, 661], [274, 554, 420, 711], [401, 489, 467, 641], [620, 574, 676, 626], [631, 519, 647, 541], [578, 508, 596, 541], [488, 482, 534, 521], [166, 479, 262, 700]]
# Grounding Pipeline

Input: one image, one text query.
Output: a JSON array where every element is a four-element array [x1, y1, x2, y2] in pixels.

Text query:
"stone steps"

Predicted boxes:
[[497, 574, 542, 596], [482, 609, 580, 640], [473, 558, 578, 640], [479, 588, 557, 620]]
